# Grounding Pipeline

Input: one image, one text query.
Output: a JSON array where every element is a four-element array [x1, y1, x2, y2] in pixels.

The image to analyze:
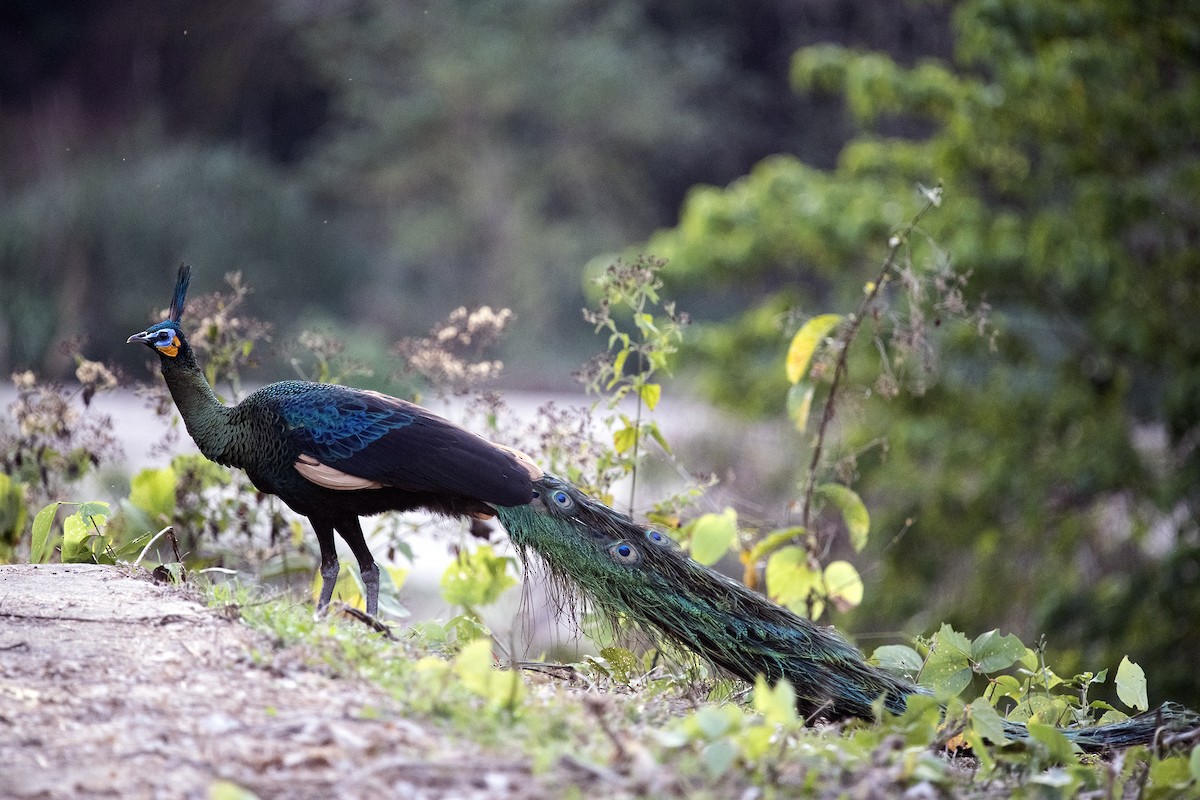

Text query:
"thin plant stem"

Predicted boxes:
[[800, 192, 941, 530]]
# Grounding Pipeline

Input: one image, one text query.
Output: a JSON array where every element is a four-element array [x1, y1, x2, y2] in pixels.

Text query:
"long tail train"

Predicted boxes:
[[494, 474, 1199, 753]]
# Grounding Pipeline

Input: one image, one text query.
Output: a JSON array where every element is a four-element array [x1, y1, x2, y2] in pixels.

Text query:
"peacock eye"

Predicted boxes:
[[551, 489, 573, 509], [608, 540, 641, 565], [645, 529, 668, 545]]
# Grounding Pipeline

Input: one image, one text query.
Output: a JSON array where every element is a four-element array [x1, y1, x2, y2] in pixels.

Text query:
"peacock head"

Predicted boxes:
[[126, 264, 191, 361]]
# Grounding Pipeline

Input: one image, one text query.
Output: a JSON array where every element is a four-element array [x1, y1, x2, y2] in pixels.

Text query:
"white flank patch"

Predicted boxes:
[[295, 453, 386, 491]]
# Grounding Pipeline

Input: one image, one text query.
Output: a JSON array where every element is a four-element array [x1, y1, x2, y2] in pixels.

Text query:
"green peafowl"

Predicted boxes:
[[128, 264, 540, 616], [495, 474, 1200, 752]]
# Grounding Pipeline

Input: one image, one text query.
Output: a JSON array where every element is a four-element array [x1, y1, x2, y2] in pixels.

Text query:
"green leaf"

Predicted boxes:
[[747, 527, 805, 563], [1149, 755, 1194, 790], [765, 546, 823, 617], [967, 700, 1008, 744], [785, 313, 841, 384], [688, 508, 738, 566], [822, 560, 863, 611], [816, 483, 869, 551], [970, 629, 1027, 674], [598, 646, 640, 684], [129, 467, 177, 519], [1190, 745, 1200, 782], [752, 675, 799, 727], [920, 624, 973, 697], [1025, 722, 1079, 763], [454, 637, 525, 710], [871, 644, 923, 679], [77, 501, 110, 520], [638, 382, 661, 410], [30, 503, 59, 564], [645, 421, 673, 455], [61, 512, 94, 563], [613, 425, 638, 454], [439, 545, 517, 608], [1115, 655, 1148, 711], [785, 382, 815, 432], [611, 349, 629, 382]]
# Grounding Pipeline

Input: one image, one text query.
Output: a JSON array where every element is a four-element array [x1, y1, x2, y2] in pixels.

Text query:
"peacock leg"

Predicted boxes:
[[336, 516, 380, 617], [311, 517, 341, 612]]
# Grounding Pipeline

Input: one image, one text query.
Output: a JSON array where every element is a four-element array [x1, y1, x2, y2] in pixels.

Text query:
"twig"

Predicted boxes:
[[132, 526, 174, 568], [334, 602, 395, 639], [800, 188, 942, 529]]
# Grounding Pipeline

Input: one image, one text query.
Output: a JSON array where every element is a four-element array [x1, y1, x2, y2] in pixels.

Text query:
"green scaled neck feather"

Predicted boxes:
[[495, 474, 1200, 752]]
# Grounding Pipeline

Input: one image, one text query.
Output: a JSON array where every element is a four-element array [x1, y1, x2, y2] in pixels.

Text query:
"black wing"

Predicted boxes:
[[274, 383, 533, 506]]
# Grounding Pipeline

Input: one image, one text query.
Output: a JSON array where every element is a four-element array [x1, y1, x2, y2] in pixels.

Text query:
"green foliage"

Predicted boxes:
[[0, 474, 27, 560], [578, 256, 688, 511], [27, 500, 147, 565], [440, 544, 518, 614], [645, 0, 1200, 706]]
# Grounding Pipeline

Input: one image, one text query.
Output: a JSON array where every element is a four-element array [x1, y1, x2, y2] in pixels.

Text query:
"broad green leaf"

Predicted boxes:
[[638, 382, 661, 410], [440, 545, 516, 607], [752, 675, 799, 727], [613, 425, 638, 454], [688, 508, 738, 566], [785, 313, 841, 384], [1025, 722, 1079, 762], [822, 560, 863, 611], [786, 382, 815, 432], [30, 502, 59, 564], [61, 512, 94, 563], [816, 483, 869, 551], [129, 467, 177, 519], [970, 629, 1027, 673], [920, 624, 973, 697], [454, 638, 498, 697], [871, 644, 923, 679], [1115, 655, 1148, 711], [1148, 756, 1193, 790], [765, 546, 823, 617], [1190, 745, 1200, 782], [967, 700, 1008, 744], [77, 501, 110, 520]]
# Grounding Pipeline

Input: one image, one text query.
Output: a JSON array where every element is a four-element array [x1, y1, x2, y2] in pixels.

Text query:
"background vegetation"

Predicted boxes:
[[0, 0, 1196, 731]]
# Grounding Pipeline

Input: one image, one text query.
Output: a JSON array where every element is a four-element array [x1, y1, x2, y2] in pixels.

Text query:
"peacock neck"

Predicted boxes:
[[160, 354, 235, 464]]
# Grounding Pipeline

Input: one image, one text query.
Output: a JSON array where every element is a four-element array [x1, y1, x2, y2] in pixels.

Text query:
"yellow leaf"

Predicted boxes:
[[823, 560, 864, 612], [785, 314, 841, 384], [639, 382, 662, 410]]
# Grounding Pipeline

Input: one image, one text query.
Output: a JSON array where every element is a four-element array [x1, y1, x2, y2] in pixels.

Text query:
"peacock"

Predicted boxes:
[[495, 474, 1200, 752], [128, 264, 540, 615]]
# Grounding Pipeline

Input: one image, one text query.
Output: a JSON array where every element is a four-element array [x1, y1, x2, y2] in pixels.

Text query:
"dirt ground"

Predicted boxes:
[[0, 564, 537, 800]]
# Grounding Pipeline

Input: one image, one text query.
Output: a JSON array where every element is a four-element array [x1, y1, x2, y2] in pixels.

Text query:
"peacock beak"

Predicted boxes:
[[126, 330, 154, 345]]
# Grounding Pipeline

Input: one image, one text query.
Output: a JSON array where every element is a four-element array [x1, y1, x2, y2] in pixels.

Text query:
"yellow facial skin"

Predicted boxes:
[[158, 336, 180, 358]]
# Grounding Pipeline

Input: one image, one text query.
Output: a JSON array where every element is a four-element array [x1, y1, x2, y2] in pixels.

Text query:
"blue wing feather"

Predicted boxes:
[[263, 381, 531, 506]]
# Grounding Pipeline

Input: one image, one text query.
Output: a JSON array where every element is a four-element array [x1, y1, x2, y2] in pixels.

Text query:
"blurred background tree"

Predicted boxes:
[[646, 0, 1200, 706], [0, 0, 949, 379], [0, 0, 1195, 706]]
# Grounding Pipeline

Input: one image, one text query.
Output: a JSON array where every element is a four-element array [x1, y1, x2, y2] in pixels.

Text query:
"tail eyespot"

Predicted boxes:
[[608, 540, 641, 565], [551, 489, 574, 511], [645, 529, 669, 546]]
